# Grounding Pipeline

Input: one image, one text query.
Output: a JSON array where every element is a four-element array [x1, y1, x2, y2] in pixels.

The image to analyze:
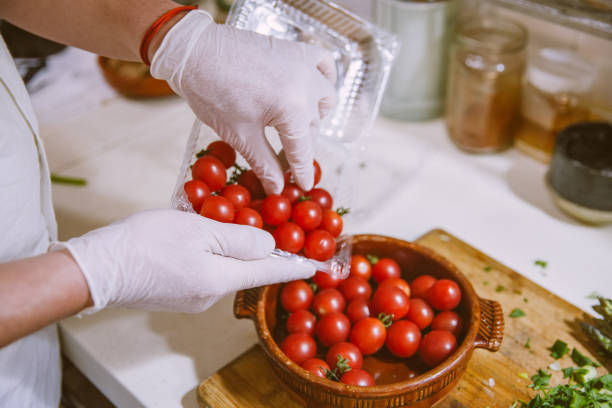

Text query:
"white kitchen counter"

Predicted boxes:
[[33, 49, 611, 408]]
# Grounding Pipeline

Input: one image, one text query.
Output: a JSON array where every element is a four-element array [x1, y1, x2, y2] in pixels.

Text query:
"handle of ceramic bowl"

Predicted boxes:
[[234, 288, 259, 320], [474, 297, 504, 351]]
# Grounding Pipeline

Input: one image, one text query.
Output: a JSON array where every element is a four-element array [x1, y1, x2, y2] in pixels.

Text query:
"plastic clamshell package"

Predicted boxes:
[[171, 0, 399, 277]]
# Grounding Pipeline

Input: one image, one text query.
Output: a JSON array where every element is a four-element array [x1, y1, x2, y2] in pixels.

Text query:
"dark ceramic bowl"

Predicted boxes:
[[98, 57, 174, 98]]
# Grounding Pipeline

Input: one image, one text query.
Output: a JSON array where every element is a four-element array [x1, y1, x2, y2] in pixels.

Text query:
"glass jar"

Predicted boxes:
[[514, 48, 596, 163], [445, 17, 526, 153]]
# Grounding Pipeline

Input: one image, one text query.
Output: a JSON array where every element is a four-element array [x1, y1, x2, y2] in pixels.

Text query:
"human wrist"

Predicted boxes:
[[146, 9, 192, 64]]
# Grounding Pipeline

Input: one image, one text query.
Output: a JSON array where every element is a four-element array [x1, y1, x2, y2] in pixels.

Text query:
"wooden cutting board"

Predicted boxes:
[[198, 229, 608, 408]]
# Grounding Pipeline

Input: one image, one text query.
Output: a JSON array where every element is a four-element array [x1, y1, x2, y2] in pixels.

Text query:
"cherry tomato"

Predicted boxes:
[[281, 333, 317, 364], [312, 288, 345, 317], [200, 196, 235, 223], [378, 277, 411, 298], [192, 156, 227, 191], [238, 170, 265, 199], [306, 188, 333, 210], [261, 194, 291, 226], [372, 286, 410, 321], [301, 358, 330, 378], [350, 255, 372, 281], [221, 184, 251, 210], [406, 298, 434, 330], [320, 209, 343, 237], [249, 199, 263, 213], [312, 270, 342, 290], [287, 309, 317, 336], [340, 369, 375, 386], [410, 275, 437, 299], [233, 207, 263, 228], [326, 342, 363, 372], [419, 330, 457, 367], [386, 320, 421, 358], [280, 280, 314, 312], [349, 317, 386, 355], [292, 200, 322, 231], [345, 298, 371, 324], [273, 222, 305, 253], [303, 229, 336, 261], [315, 312, 350, 347], [313, 160, 322, 186], [428, 279, 462, 311], [184, 180, 211, 213], [281, 183, 304, 204], [205, 140, 236, 168], [339, 277, 372, 302], [372, 257, 401, 283], [431, 311, 464, 337]]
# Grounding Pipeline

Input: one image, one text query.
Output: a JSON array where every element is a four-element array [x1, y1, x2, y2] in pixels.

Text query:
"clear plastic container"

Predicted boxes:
[[171, 0, 398, 278]]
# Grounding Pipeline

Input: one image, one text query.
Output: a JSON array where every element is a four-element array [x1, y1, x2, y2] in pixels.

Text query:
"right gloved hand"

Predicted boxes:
[[150, 10, 337, 194], [50, 210, 315, 314]]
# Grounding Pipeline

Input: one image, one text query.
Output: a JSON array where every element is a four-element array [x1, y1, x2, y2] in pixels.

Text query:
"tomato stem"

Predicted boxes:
[[195, 149, 209, 158], [366, 254, 379, 265], [298, 196, 312, 202], [324, 368, 340, 381], [335, 355, 352, 375], [308, 282, 318, 293], [336, 207, 350, 216], [378, 313, 394, 328]]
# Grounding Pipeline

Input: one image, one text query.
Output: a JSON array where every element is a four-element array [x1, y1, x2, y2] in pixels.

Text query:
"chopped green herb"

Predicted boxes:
[[495, 285, 505, 293], [484, 265, 492, 272], [518, 372, 529, 380], [513, 289, 523, 295], [528, 369, 551, 390], [586, 291, 603, 300], [548, 340, 569, 359], [510, 308, 526, 318], [524, 337, 531, 349], [571, 348, 599, 367], [483, 281, 489, 286], [534, 259, 548, 268], [50, 173, 87, 186], [523, 297, 528, 303]]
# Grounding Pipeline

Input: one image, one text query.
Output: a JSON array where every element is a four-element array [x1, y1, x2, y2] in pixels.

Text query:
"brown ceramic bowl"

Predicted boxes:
[[234, 234, 504, 408], [98, 56, 174, 98]]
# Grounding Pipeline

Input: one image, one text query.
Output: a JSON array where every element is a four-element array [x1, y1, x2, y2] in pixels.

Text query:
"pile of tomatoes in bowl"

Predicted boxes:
[[278, 254, 464, 386], [182, 140, 348, 262]]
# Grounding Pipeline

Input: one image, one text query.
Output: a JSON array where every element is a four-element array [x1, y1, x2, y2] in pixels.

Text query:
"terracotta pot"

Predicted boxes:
[[234, 234, 504, 407], [98, 56, 174, 98]]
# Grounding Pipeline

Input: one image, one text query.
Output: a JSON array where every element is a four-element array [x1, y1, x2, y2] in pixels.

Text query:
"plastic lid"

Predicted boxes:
[[527, 48, 596, 94]]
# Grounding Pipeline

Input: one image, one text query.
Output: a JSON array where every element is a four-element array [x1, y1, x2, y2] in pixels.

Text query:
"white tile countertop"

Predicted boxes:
[[32, 49, 612, 408]]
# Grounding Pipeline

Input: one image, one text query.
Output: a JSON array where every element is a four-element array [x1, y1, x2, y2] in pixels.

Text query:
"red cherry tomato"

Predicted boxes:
[[428, 279, 462, 311], [378, 277, 411, 298], [301, 358, 330, 378], [339, 277, 372, 302], [312, 271, 342, 290], [221, 184, 251, 210], [315, 312, 350, 347], [192, 156, 227, 191], [280, 280, 314, 312], [234, 207, 263, 228], [237, 170, 265, 199], [406, 298, 434, 330], [303, 229, 336, 261], [345, 298, 371, 324], [184, 180, 211, 213], [431, 311, 464, 337], [261, 194, 291, 226], [273, 222, 305, 253], [419, 330, 457, 367], [205, 140, 236, 168], [287, 309, 317, 336], [349, 317, 386, 355], [281, 183, 304, 204], [386, 320, 421, 358], [292, 200, 322, 231], [340, 369, 375, 386], [200, 196, 235, 223], [320, 209, 343, 237], [312, 288, 345, 317], [249, 199, 263, 213], [326, 342, 363, 371], [306, 188, 333, 210], [349, 255, 372, 281], [281, 333, 317, 364], [313, 160, 322, 186], [410, 275, 437, 299], [372, 258, 401, 283], [372, 286, 410, 321]]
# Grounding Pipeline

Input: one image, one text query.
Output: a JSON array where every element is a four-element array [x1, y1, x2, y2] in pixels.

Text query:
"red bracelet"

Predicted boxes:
[[139, 5, 198, 66]]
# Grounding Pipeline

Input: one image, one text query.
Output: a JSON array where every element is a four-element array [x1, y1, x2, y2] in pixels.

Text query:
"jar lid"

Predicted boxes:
[[527, 48, 596, 94]]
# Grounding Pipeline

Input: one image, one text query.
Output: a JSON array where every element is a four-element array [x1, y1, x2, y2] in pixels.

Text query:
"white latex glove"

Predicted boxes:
[[50, 210, 315, 313], [150, 10, 337, 194]]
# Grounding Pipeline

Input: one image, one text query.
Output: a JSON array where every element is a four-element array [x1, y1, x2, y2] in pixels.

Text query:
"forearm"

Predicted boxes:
[[0, 0, 185, 61], [0, 250, 92, 347]]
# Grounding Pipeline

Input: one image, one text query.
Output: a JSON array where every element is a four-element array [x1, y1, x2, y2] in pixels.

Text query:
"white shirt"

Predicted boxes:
[[0, 35, 61, 407]]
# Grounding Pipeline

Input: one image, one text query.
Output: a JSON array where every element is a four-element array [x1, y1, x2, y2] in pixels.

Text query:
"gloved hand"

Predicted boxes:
[[50, 210, 315, 313], [150, 10, 337, 194]]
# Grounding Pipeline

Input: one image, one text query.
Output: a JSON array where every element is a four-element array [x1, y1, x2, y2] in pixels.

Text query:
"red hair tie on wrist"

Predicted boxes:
[[139, 5, 198, 66]]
